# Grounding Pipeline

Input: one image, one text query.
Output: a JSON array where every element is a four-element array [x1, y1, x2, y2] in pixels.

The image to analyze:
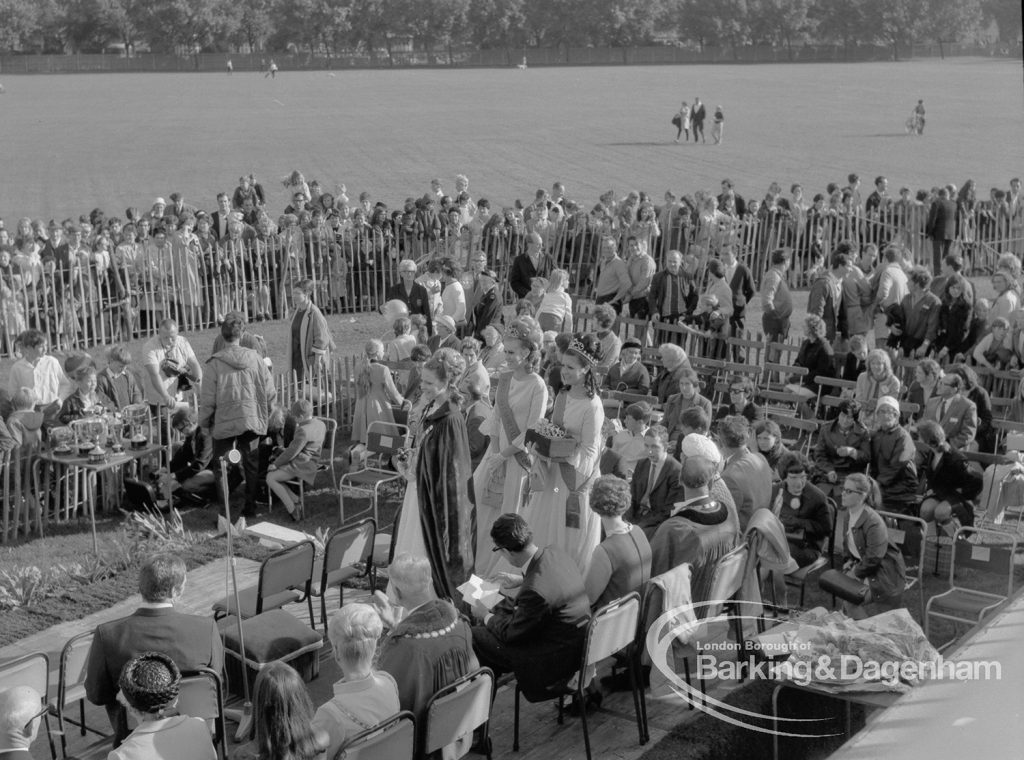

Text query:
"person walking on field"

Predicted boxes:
[[712, 105, 725, 144], [673, 102, 691, 143], [226, 59, 233, 75], [265, 59, 278, 78], [691, 97, 707, 144]]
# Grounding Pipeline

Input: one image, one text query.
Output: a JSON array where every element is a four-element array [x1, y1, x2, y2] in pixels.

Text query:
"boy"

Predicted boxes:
[[7, 329, 69, 408], [266, 399, 327, 521], [611, 402, 653, 479]]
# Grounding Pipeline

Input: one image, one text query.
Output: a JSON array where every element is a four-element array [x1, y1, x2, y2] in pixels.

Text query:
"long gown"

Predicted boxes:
[[520, 390, 604, 575], [351, 361, 400, 444], [472, 371, 548, 576], [393, 398, 475, 601]]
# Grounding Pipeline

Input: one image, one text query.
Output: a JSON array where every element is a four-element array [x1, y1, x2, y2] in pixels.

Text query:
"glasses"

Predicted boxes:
[[841, 488, 865, 495]]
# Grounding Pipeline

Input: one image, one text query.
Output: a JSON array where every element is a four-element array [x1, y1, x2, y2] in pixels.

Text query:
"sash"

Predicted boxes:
[[550, 391, 598, 529], [495, 372, 533, 471]]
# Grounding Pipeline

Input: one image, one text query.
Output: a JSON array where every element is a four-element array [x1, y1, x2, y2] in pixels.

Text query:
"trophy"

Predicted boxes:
[[123, 404, 152, 450]]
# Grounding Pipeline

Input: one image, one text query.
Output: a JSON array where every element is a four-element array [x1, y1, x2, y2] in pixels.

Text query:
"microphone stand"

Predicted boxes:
[[220, 449, 252, 742]]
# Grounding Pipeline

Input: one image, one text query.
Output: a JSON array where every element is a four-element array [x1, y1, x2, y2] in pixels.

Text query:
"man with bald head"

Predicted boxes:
[[508, 231, 552, 299], [0, 686, 44, 758]]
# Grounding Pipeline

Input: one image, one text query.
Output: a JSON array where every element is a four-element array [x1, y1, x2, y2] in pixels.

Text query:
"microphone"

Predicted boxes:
[[226, 448, 242, 465]]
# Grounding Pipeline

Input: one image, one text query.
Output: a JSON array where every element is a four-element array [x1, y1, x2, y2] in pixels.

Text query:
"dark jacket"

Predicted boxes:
[[508, 252, 552, 299], [807, 271, 843, 342], [922, 446, 982, 504], [813, 418, 870, 481], [169, 428, 214, 482], [794, 339, 834, 392], [771, 482, 832, 551], [630, 455, 684, 538], [927, 198, 957, 241], [728, 262, 756, 324], [869, 425, 918, 502], [384, 281, 433, 335], [841, 507, 907, 602]]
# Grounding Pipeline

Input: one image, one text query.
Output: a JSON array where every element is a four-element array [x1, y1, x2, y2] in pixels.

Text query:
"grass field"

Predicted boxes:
[[2, 58, 1022, 223]]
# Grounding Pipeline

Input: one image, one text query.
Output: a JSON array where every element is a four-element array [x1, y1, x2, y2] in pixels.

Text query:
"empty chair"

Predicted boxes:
[[212, 540, 316, 628], [176, 668, 227, 760], [340, 421, 409, 524], [314, 519, 377, 628], [53, 631, 111, 758], [421, 668, 494, 759], [878, 510, 928, 620], [335, 710, 416, 760]]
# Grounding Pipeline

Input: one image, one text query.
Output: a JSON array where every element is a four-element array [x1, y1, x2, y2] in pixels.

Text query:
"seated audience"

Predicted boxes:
[[0, 685, 45, 758], [236, 662, 328, 760], [854, 349, 901, 415], [972, 316, 1012, 369], [904, 358, 942, 420], [375, 555, 476, 739], [662, 368, 712, 445], [713, 374, 763, 424], [586, 475, 652, 608], [840, 334, 868, 383], [962, 297, 991, 361], [604, 339, 651, 394], [948, 363, 994, 453], [790, 315, 834, 396], [266, 398, 327, 521], [470, 514, 591, 702], [536, 268, 574, 333], [165, 408, 215, 505], [836, 473, 907, 620], [812, 398, 870, 499], [610, 401, 652, 478], [650, 343, 691, 404], [869, 396, 919, 514], [650, 454, 739, 604], [917, 420, 982, 535], [5, 387, 43, 451], [630, 425, 683, 539], [592, 303, 621, 369], [85, 554, 223, 745], [753, 419, 792, 479], [921, 371, 977, 449], [310, 605, 399, 760], [768, 454, 833, 607], [108, 652, 216, 760], [719, 415, 773, 530], [478, 325, 505, 374], [97, 345, 144, 409]]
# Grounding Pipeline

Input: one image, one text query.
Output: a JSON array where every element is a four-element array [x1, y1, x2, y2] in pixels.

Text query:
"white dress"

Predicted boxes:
[[520, 392, 604, 575]]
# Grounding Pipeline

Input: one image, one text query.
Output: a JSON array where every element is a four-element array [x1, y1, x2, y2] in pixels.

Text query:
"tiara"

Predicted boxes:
[[505, 325, 527, 340], [568, 337, 599, 366]]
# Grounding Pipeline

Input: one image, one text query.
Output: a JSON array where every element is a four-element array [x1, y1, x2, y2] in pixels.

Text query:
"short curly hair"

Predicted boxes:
[[593, 303, 617, 329], [118, 652, 181, 714], [589, 475, 632, 518]]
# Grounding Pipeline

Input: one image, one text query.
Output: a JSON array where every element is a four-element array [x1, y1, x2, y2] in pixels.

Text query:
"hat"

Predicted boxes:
[[435, 315, 456, 333], [153, 197, 166, 207], [118, 652, 181, 714], [679, 433, 723, 465], [622, 339, 642, 351], [63, 352, 95, 376], [875, 396, 899, 414]]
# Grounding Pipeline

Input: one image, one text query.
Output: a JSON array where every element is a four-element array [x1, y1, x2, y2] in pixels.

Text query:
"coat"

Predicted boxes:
[[869, 425, 918, 502], [285, 302, 334, 382], [416, 398, 476, 600], [385, 281, 434, 335], [807, 271, 843, 341], [198, 345, 276, 439], [630, 455, 684, 538], [840, 507, 906, 602], [927, 199, 957, 241]]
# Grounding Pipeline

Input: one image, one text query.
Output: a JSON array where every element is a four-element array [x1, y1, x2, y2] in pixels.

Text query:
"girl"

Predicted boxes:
[[393, 348, 475, 599], [791, 314, 834, 398], [457, 337, 491, 404], [386, 316, 417, 362], [351, 339, 404, 448], [266, 399, 327, 521], [473, 318, 548, 576], [905, 359, 942, 420], [854, 349, 901, 416], [536, 268, 573, 333], [236, 662, 328, 760], [521, 333, 605, 573], [934, 274, 973, 363]]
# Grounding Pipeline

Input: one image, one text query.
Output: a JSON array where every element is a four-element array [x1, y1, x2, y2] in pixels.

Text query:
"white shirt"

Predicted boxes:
[[8, 355, 68, 405], [441, 279, 467, 323], [141, 335, 199, 406]]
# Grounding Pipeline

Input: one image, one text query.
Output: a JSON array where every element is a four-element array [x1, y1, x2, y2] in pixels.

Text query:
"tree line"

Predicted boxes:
[[0, 0, 1018, 59]]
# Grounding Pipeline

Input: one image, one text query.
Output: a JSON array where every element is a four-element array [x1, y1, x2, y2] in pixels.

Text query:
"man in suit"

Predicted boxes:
[[928, 252, 975, 307], [210, 192, 232, 241], [85, 553, 223, 745], [0, 685, 44, 759], [718, 415, 773, 531], [893, 267, 941, 358], [926, 187, 957, 274], [922, 372, 978, 450], [508, 231, 552, 300], [717, 179, 746, 218], [470, 514, 591, 702], [631, 425, 683, 539], [691, 97, 707, 143], [385, 259, 434, 336]]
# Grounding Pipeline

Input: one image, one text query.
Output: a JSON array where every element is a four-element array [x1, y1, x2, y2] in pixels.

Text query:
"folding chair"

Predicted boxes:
[[878, 510, 928, 620], [314, 519, 377, 628], [176, 668, 227, 760], [340, 421, 409, 524], [0, 652, 57, 759], [768, 413, 819, 456], [892, 357, 919, 389], [721, 361, 762, 380], [511, 593, 643, 760], [987, 368, 1019, 400], [993, 419, 1024, 453], [53, 631, 111, 758], [422, 668, 494, 760], [784, 499, 837, 608], [760, 389, 807, 418], [335, 710, 416, 760], [725, 336, 766, 365], [924, 527, 1019, 646], [990, 396, 1013, 421], [813, 376, 857, 409], [212, 539, 316, 628], [281, 416, 338, 517], [762, 363, 806, 392]]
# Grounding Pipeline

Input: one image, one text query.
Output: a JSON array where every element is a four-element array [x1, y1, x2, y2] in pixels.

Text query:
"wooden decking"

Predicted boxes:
[[1, 556, 740, 760]]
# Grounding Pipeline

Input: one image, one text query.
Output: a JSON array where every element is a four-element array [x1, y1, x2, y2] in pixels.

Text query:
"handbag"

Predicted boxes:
[[671, 113, 682, 127], [818, 568, 870, 605]]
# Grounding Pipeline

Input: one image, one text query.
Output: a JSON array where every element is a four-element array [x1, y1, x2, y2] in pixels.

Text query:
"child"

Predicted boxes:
[[682, 293, 728, 360], [973, 317, 1013, 370], [524, 276, 547, 315], [97, 345, 144, 409], [386, 317, 417, 361], [58, 365, 115, 425], [6, 386, 43, 451], [536, 269, 574, 333], [409, 314, 429, 346], [7, 329, 69, 409], [266, 399, 327, 521], [610, 402, 653, 479]]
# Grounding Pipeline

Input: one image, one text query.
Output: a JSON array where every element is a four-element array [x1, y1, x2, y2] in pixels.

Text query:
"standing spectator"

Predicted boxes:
[[893, 266, 941, 358], [926, 187, 957, 273], [721, 245, 755, 336], [624, 236, 655, 320], [871, 247, 909, 347], [7, 329, 69, 408], [649, 250, 695, 328], [934, 273, 973, 362], [719, 415, 773, 530], [198, 313, 276, 516], [929, 252, 974, 307], [85, 554, 223, 745], [351, 339, 403, 447], [761, 248, 793, 351], [439, 257, 467, 332], [508, 231, 551, 300], [989, 268, 1019, 324], [287, 278, 334, 383], [593, 236, 631, 313], [385, 259, 433, 336], [593, 303, 621, 369], [791, 315, 835, 396], [140, 319, 202, 413], [536, 269, 574, 332], [807, 251, 847, 344], [691, 97, 706, 143]]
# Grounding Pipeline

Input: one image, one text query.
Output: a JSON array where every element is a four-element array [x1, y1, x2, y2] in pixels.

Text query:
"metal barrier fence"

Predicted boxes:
[[0, 206, 1020, 359]]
